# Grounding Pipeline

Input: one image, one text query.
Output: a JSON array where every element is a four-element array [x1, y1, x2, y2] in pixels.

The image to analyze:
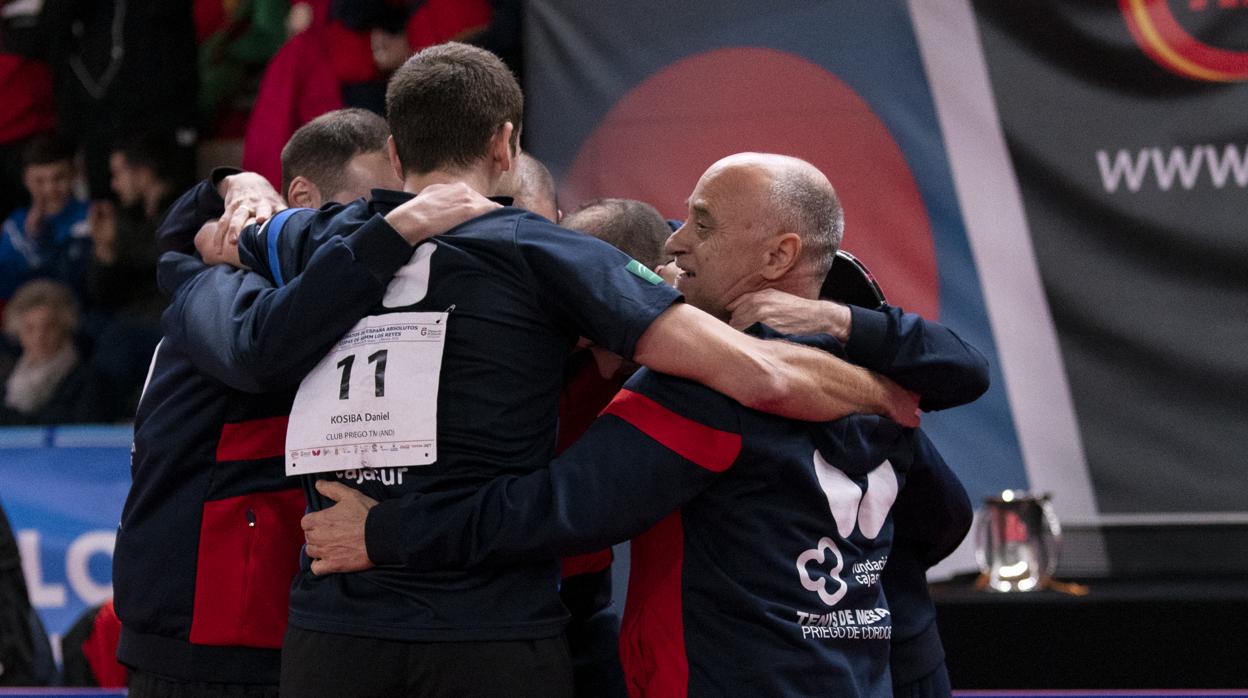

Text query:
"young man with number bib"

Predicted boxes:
[[110, 111, 483, 698], [155, 43, 926, 697]]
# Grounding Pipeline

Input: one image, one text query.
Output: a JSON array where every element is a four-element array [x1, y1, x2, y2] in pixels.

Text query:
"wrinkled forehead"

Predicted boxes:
[[690, 161, 772, 219]]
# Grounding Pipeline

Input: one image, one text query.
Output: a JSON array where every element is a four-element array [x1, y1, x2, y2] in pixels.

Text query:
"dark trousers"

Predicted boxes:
[[894, 662, 953, 698], [127, 669, 278, 698], [281, 626, 574, 698]]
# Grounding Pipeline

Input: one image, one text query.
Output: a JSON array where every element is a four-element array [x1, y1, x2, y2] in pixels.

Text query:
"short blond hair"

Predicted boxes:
[[4, 279, 80, 338]]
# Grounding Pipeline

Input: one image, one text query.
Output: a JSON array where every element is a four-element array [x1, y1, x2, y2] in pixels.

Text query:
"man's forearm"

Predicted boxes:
[[365, 389, 728, 569], [162, 220, 414, 393], [633, 303, 918, 425]]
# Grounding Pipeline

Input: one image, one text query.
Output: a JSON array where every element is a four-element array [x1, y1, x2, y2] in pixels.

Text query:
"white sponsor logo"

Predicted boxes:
[[334, 467, 409, 486], [794, 456, 898, 609], [796, 537, 846, 607]]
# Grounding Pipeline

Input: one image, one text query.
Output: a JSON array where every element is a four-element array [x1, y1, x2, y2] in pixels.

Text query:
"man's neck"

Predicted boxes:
[[761, 274, 821, 303], [402, 168, 495, 197]]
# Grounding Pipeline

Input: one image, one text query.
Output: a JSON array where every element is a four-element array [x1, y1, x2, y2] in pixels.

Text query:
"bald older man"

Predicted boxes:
[[305, 153, 985, 697], [664, 154, 978, 697]]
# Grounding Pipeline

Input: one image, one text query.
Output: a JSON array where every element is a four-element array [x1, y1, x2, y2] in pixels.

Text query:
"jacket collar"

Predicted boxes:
[[368, 188, 514, 214]]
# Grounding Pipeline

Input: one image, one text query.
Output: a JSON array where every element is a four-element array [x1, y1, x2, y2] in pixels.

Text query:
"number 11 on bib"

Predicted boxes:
[[284, 312, 448, 476]]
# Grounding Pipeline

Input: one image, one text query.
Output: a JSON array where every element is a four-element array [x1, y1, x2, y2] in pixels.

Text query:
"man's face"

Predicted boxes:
[[14, 305, 68, 364], [663, 162, 773, 318], [22, 160, 75, 215], [108, 152, 144, 207], [327, 150, 402, 205]]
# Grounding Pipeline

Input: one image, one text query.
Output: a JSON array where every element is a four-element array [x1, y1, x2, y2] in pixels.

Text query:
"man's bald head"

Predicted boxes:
[[498, 152, 559, 221], [711, 153, 843, 277], [665, 153, 844, 317]]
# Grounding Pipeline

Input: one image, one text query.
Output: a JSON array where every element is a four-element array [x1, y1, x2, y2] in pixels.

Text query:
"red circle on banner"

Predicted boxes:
[[1120, 0, 1248, 82], [562, 47, 940, 319]]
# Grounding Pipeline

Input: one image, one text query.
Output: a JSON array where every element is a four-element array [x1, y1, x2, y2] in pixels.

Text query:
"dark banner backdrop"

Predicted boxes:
[[521, 0, 1026, 531], [971, 0, 1248, 514]]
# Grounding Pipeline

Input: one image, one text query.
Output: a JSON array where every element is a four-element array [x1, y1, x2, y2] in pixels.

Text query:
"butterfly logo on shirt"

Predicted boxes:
[[796, 456, 899, 607]]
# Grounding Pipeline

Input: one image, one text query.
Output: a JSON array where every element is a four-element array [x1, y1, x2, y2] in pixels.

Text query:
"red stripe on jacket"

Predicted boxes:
[[602, 389, 741, 472], [216, 416, 288, 462], [620, 511, 688, 698]]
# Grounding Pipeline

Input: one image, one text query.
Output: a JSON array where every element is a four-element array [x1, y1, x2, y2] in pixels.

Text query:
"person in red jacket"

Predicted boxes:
[[242, 0, 495, 186], [0, 0, 56, 222]]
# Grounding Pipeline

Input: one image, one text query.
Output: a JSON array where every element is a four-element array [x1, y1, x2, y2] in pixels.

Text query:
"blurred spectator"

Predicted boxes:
[[60, 601, 127, 688], [195, 0, 289, 135], [0, 135, 91, 305], [35, 0, 198, 199], [240, 10, 366, 186], [87, 133, 177, 318], [1, 279, 114, 425], [243, 0, 500, 185], [0, 499, 56, 686], [84, 134, 181, 418], [0, 0, 57, 222]]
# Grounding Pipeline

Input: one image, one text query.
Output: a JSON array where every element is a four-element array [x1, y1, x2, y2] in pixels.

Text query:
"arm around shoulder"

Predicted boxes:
[[633, 303, 919, 425], [845, 305, 990, 411]]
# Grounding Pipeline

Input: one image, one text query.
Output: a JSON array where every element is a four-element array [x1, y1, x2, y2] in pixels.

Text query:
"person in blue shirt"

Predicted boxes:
[[303, 153, 981, 697], [0, 135, 91, 303]]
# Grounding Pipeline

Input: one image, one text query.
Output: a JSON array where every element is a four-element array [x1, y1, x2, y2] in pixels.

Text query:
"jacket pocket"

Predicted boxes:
[[189, 489, 306, 648]]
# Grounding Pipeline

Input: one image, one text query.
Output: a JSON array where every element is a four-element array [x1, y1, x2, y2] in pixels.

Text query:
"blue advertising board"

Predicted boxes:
[[0, 426, 132, 654]]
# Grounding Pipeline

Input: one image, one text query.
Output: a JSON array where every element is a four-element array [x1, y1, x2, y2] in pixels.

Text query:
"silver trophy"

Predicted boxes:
[[974, 490, 1062, 592]]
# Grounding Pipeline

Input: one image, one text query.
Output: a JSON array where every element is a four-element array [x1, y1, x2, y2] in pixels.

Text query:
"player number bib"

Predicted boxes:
[[285, 312, 447, 476]]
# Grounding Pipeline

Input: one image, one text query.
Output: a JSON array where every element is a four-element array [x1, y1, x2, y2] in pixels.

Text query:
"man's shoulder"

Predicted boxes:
[[274, 198, 374, 246], [620, 368, 742, 436], [746, 322, 846, 358], [317, 197, 375, 226], [455, 206, 535, 237]]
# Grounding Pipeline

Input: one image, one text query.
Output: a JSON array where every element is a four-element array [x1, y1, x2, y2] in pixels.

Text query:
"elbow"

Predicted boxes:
[[955, 340, 992, 403], [218, 344, 285, 394], [969, 348, 991, 398], [964, 358, 991, 403]]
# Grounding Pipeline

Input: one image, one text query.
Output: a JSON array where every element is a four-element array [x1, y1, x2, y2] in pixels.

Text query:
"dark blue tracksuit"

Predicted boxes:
[[350, 327, 975, 697], [114, 177, 414, 685]]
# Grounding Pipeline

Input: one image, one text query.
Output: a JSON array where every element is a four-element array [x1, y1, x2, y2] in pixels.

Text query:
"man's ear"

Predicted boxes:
[[287, 176, 320, 209], [490, 122, 516, 176], [387, 135, 404, 182], [760, 232, 803, 281]]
